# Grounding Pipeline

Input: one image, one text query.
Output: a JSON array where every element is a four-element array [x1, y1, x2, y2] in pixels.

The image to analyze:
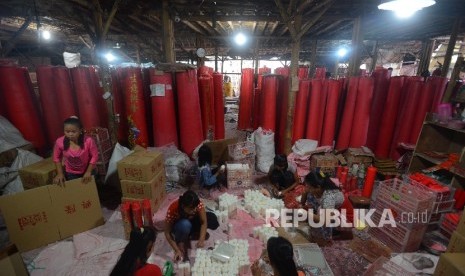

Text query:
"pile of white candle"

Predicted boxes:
[[244, 189, 284, 219], [218, 193, 239, 219], [252, 225, 279, 243], [177, 262, 191, 276], [191, 239, 250, 276]]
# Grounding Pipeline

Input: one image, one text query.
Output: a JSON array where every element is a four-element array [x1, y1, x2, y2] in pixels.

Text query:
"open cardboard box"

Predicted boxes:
[[0, 178, 104, 252]]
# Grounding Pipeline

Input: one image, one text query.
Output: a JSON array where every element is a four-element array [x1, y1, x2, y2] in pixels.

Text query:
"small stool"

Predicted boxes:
[[349, 195, 371, 209]]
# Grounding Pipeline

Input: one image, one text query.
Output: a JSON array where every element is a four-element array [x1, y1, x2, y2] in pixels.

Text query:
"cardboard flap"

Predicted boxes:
[[0, 186, 60, 252], [48, 178, 104, 239]]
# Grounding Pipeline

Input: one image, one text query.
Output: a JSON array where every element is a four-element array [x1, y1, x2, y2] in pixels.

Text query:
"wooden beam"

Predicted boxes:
[[162, 0, 175, 63], [417, 39, 433, 76], [197, 21, 217, 35], [275, 0, 297, 38], [309, 39, 317, 76], [102, 0, 122, 38], [297, 0, 316, 13], [227, 21, 235, 32], [442, 56, 463, 102], [252, 21, 257, 35], [348, 16, 363, 76], [2, 15, 32, 56], [441, 18, 461, 78], [261, 21, 269, 36], [182, 20, 207, 35], [269, 21, 279, 35], [298, 0, 334, 38], [215, 21, 228, 35], [315, 19, 343, 36], [370, 40, 379, 72]]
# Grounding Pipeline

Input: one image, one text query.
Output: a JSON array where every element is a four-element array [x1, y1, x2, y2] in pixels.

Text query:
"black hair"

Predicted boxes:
[[267, 237, 298, 276], [110, 226, 156, 276], [270, 169, 295, 189], [273, 154, 288, 171], [304, 170, 340, 191], [198, 144, 212, 167], [178, 190, 200, 217], [63, 117, 84, 150]]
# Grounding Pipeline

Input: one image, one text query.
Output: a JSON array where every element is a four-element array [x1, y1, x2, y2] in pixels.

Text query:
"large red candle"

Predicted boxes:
[[340, 172, 347, 187], [362, 166, 377, 198]]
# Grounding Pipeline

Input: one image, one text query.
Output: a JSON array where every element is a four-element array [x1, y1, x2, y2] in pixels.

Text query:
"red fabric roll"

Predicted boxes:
[[305, 79, 324, 142], [141, 68, 154, 146], [88, 66, 109, 129], [349, 77, 374, 148], [428, 76, 448, 112], [292, 80, 310, 144], [275, 67, 290, 77], [362, 166, 377, 198], [374, 77, 405, 158], [238, 68, 254, 130], [390, 80, 423, 160], [149, 69, 178, 147], [314, 67, 326, 79], [176, 69, 204, 157], [336, 77, 359, 150], [366, 68, 391, 151], [213, 72, 225, 139], [298, 66, 309, 80], [53, 67, 79, 120], [111, 68, 129, 145], [260, 75, 279, 131], [70, 67, 101, 129], [122, 67, 149, 148], [198, 74, 215, 139], [409, 81, 435, 143], [0, 66, 47, 153], [198, 66, 213, 77], [257, 67, 271, 90], [317, 80, 329, 143], [36, 66, 62, 146], [252, 88, 261, 130], [276, 75, 289, 154], [320, 80, 342, 146]]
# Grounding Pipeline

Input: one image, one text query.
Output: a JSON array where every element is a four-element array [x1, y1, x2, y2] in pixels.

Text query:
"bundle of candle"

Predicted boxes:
[[191, 239, 250, 276], [252, 225, 279, 243], [177, 262, 191, 276], [218, 193, 240, 218], [244, 189, 285, 219]]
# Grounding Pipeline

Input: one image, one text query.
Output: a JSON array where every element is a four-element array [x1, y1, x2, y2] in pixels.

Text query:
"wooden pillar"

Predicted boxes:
[[441, 18, 461, 78], [417, 39, 434, 76], [162, 0, 175, 63], [348, 17, 363, 76], [254, 39, 259, 74], [442, 56, 464, 102], [309, 40, 317, 77], [370, 41, 379, 73]]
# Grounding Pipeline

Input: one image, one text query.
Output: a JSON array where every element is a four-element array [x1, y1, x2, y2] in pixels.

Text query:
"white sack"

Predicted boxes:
[[253, 127, 275, 173]]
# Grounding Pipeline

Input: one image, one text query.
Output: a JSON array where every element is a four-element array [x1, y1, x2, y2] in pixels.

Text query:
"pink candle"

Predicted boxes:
[[362, 166, 377, 198]]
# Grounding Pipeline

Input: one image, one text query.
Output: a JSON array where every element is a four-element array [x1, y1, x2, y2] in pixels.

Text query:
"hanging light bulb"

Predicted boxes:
[[378, 0, 436, 18]]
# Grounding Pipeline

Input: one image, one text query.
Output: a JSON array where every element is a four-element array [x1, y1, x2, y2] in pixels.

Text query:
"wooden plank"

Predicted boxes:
[[441, 18, 461, 78]]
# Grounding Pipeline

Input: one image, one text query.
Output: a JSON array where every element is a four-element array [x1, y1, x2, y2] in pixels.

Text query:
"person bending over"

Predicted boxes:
[[197, 144, 226, 194]]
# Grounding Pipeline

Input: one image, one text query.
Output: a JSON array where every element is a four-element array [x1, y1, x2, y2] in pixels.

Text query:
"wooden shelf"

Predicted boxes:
[[414, 152, 443, 165], [425, 121, 465, 134]]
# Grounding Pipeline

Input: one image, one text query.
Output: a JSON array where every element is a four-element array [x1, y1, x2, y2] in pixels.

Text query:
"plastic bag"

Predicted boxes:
[[104, 143, 133, 182], [63, 52, 81, 68], [253, 127, 275, 173], [2, 149, 43, 195]]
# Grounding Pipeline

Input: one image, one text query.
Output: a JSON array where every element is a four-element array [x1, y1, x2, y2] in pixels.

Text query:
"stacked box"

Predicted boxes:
[[18, 158, 57, 190], [117, 150, 166, 216], [226, 161, 252, 189], [86, 127, 113, 176], [344, 147, 374, 168], [433, 253, 465, 276], [310, 153, 338, 175]]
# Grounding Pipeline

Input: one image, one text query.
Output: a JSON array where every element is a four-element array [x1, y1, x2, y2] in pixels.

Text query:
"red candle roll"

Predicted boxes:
[[454, 189, 465, 210], [131, 202, 143, 228], [120, 202, 132, 239], [336, 166, 343, 180], [362, 166, 377, 198], [350, 176, 358, 192], [345, 175, 353, 191], [340, 172, 347, 187], [142, 199, 153, 227]]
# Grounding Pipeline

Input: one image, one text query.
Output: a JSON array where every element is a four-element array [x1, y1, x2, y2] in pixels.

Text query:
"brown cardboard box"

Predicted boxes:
[[447, 231, 465, 253], [117, 150, 164, 181], [48, 178, 104, 239], [0, 186, 60, 252], [18, 157, 57, 189], [205, 138, 238, 165], [0, 244, 28, 276], [120, 169, 166, 199], [456, 211, 465, 236], [344, 147, 374, 167], [433, 253, 465, 276], [0, 178, 104, 252]]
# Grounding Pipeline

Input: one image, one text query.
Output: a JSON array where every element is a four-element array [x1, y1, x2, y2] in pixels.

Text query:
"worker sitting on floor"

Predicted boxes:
[[251, 236, 305, 276], [197, 144, 226, 197], [268, 168, 298, 198], [111, 226, 162, 276], [301, 170, 344, 245], [164, 190, 219, 262]]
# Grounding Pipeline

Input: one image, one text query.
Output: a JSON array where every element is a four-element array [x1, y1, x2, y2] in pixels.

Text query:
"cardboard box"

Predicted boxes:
[[48, 178, 105, 239], [122, 185, 166, 215], [456, 211, 465, 236], [18, 158, 57, 189], [434, 253, 465, 276], [0, 178, 104, 252], [447, 231, 465, 253], [117, 150, 164, 182], [344, 147, 374, 167], [120, 169, 166, 199], [0, 244, 28, 276], [310, 153, 338, 175], [205, 138, 238, 165]]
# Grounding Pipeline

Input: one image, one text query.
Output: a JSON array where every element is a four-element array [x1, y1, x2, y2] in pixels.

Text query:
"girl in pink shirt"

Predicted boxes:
[[53, 117, 99, 184]]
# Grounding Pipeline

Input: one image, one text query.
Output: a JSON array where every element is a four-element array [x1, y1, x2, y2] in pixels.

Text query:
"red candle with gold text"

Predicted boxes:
[[142, 199, 153, 227], [131, 202, 143, 228], [362, 166, 377, 198], [121, 202, 132, 239]]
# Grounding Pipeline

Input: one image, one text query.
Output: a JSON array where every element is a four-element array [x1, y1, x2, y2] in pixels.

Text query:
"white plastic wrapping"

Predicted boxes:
[[292, 139, 318, 155], [149, 143, 190, 184], [104, 143, 133, 182], [1, 149, 43, 195], [253, 127, 275, 173], [0, 116, 31, 153], [63, 52, 81, 68]]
